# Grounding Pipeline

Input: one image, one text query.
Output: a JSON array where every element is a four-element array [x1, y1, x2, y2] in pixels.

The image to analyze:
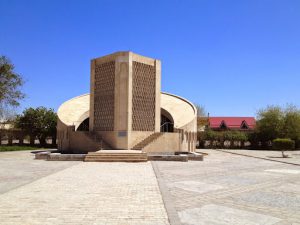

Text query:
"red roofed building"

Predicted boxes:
[[208, 117, 256, 131]]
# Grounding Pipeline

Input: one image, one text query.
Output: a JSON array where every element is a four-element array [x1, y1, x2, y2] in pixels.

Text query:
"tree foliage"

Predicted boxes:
[[256, 106, 284, 142], [15, 107, 57, 146], [0, 56, 25, 119], [282, 105, 300, 142], [0, 56, 24, 106], [273, 138, 295, 150], [255, 105, 300, 148]]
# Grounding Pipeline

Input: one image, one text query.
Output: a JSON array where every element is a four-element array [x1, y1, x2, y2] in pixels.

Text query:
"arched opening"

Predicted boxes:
[[161, 108, 174, 132], [77, 118, 89, 131]]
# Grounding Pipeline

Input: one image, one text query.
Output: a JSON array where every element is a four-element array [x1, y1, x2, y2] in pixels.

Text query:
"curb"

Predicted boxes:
[[216, 149, 300, 166], [151, 161, 181, 225]]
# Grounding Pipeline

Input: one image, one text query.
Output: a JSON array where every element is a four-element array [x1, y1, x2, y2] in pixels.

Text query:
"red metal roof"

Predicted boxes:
[[209, 117, 256, 129]]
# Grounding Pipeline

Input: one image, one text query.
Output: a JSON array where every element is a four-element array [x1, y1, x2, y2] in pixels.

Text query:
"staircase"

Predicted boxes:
[[85, 131, 112, 150], [132, 132, 163, 150], [84, 150, 148, 162]]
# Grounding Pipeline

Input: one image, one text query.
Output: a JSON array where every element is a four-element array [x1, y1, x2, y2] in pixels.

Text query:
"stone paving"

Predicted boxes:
[[0, 150, 79, 194], [1, 150, 300, 225], [154, 150, 300, 225], [218, 149, 300, 165], [0, 151, 169, 225]]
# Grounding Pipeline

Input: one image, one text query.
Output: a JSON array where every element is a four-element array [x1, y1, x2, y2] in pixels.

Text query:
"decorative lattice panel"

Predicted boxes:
[[132, 61, 156, 131], [93, 61, 115, 131]]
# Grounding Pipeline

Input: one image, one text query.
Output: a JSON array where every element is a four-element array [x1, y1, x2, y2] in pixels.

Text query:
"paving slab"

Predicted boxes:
[[217, 149, 300, 165], [0, 150, 79, 194], [178, 204, 281, 225], [153, 149, 300, 225]]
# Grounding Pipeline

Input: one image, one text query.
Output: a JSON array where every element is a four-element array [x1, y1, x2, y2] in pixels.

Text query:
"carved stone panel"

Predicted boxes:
[[94, 61, 115, 131], [132, 61, 156, 131]]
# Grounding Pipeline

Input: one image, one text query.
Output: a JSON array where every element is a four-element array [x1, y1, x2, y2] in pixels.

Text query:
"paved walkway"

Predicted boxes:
[[0, 152, 169, 225], [154, 150, 300, 225]]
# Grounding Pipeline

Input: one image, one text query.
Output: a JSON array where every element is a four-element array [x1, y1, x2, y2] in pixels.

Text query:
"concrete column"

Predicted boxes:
[[155, 60, 161, 132], [114, 54, 130, 149], [89, 60, 95, 131]]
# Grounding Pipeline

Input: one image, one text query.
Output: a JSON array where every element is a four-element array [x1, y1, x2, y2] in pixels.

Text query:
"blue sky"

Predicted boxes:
[[1, 0, 299, 117]]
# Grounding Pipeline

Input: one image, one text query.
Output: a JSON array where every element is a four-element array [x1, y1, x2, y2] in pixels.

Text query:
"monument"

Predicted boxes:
[[57, 51, 197, 154]]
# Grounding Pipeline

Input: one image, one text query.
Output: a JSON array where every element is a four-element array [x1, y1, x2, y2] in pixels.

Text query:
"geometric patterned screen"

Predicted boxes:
[[132, 61, 156, 131], [93, 61, 115, 131]]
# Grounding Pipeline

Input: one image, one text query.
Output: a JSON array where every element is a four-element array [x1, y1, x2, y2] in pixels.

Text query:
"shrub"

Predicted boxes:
[[272, 138, 295, 150]]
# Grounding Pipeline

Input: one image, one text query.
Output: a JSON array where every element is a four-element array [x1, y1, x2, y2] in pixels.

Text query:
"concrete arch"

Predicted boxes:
[[58, 92, 197, 132]]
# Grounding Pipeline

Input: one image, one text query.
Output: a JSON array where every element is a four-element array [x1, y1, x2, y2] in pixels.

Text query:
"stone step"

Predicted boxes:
[[85, 156, 147, 159], [84, 157, 147, 162], [85, 156, 147, 160], [87, 153, 146, 156], [86, 155, 147, 158], [84, 151, 148, 162], [85, 159, 147, 162]]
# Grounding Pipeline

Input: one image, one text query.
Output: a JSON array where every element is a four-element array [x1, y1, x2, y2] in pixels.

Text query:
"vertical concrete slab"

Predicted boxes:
[[89, 59, 95, 131], [114, 53, 130, 149], [155, 59, 161, 132]]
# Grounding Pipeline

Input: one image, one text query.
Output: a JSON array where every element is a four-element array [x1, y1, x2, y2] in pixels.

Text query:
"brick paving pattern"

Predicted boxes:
[[0, 158, 169, 225]]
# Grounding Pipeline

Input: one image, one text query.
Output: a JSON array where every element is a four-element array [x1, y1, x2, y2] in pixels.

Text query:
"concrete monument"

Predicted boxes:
[[57, 52, 197, 154]]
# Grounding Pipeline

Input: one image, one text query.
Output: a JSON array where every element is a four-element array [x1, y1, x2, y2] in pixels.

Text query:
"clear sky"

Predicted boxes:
[[1, 0, 299, 117]]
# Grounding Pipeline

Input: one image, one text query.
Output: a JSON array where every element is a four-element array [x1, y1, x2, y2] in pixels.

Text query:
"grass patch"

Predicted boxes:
[[0, 145, 46, 152]]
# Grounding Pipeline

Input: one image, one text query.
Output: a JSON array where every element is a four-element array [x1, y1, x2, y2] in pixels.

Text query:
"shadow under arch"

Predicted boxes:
[[161, 108, 174, 132]]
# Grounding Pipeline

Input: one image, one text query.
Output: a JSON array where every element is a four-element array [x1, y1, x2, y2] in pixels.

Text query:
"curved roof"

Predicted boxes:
[[57, 92, 196, 129], [161, 92, 196, 128], [57, 94, 90, 128]]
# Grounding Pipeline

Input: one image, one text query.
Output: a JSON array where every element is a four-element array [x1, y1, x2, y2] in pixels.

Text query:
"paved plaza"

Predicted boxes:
[[0, 151, 169, 225], [0, 150, 300, 225], [154, 150, 300, 225], [217, 149, 300, 165]]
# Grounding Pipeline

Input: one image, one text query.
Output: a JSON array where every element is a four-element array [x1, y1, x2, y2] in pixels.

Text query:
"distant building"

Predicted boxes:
[[208, 117, 256, 131]]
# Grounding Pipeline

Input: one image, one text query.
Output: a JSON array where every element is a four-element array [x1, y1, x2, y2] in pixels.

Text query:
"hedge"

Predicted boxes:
[[272, 138, 295, 150]]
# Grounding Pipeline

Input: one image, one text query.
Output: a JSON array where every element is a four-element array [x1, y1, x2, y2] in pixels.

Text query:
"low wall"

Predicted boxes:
[[95, 131, 153, 150], [143, 133, 180, 152], [178, 117, 197, 152], [69, 131, 100, 153]]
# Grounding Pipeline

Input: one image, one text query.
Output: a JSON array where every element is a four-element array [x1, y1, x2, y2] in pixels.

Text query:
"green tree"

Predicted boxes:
[[282, 105, 300, 147], [254, 105, 300, 149], [15, 107, 57, 146], [273, 138, 295, 157], [0, 56, 25, 119], [256, 106, 284, 142]]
